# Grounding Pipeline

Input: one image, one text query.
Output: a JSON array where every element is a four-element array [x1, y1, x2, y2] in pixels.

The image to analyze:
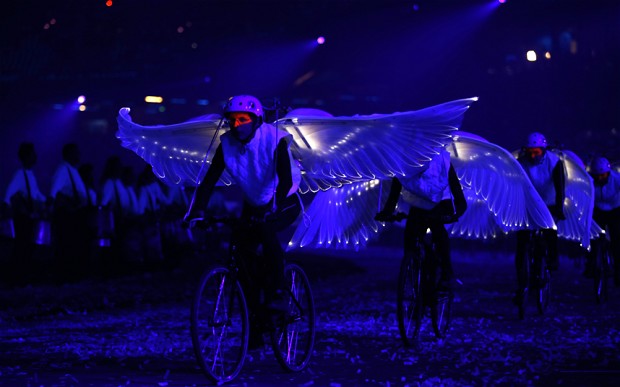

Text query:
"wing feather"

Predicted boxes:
[[116, 108, 234, 187]]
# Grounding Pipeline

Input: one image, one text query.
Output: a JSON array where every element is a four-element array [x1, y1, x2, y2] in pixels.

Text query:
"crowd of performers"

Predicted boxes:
[[2, 95, 619, 298], [0, 143, 224, 285]]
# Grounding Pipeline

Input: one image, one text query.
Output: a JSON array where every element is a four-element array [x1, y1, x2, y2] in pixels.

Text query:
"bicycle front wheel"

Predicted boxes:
[[594, 244, 610, 304], [431, 290, 453, 339], [271, 262, 315, 372], [191, 266, 249, 384], [397, 254, 423, 347], [537, 256, 551, 315]]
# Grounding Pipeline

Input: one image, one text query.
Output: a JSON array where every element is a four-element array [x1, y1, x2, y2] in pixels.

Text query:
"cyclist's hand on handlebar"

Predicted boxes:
[[182, 210, 205, 229]]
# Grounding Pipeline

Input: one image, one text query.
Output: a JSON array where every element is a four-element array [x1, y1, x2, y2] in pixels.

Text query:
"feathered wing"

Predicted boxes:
[[446, 132, 556, 239], [278, 97, 479, 193], [287, 131, 557, 250], [287, 180, 390, 251], [116, 108, 234, 187], [553, 149, 597, 249]]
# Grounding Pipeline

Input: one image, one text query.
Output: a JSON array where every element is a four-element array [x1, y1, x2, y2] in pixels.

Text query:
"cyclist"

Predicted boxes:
[[513, 132, 566, 304], [583, 156, 620, 286], [184, 95, 302, 311], [375, 147, 467, 291]]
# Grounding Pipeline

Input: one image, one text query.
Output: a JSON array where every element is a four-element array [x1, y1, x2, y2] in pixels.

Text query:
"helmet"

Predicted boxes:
[[589, 156, 611, 175], [526, 132, 547, 148], [224, 95, 263, 118]]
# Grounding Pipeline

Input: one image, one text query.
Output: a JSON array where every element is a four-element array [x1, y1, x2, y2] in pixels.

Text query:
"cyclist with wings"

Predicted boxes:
[[375, 147, 467, 291], [184, 95, 302, 310]]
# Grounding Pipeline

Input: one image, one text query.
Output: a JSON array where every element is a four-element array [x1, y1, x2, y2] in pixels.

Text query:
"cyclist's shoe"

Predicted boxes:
[[547, 257, 559, 271]]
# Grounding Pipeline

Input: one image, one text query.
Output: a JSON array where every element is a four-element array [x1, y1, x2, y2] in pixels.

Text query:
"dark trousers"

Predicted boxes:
[[404, 206, 453, 281]]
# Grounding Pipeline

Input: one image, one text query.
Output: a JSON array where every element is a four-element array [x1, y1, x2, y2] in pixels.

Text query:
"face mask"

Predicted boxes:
[[525, 147, 544, 164], [228, 112, 256, 143], [232, 122, 255, 143]]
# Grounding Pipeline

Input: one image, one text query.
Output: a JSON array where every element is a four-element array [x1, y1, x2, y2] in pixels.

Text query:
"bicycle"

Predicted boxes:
[[514, 229, 552, 319], [382, 212, 454, 347], [592, 229, 613, 304], [188, 216, 315, 384]]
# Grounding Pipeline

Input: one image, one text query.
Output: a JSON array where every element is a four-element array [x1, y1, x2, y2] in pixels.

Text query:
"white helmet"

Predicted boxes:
[[526, 132, 547, 148], [589, 156, 611, 175], [224, 95, 263, 118]]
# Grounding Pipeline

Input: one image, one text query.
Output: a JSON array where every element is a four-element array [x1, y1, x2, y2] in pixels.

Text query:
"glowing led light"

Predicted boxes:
[[79, 104, 86, 111], [145, 96, 163, 103], [545, 52, 551, 59], [106, 0, 113, 6], [77, 95, 86, 104], [526, 50, 537, 62], [317, 36, 325, 45]]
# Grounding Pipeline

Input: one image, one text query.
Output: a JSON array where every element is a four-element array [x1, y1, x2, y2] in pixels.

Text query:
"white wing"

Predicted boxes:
[[553, 149, 597, 249], [278, 97, 478, 193], [447, 132, 556, 239], [287, 180, 391, 251], [288, 131, 557, 250], [116, 108, 234, 187]]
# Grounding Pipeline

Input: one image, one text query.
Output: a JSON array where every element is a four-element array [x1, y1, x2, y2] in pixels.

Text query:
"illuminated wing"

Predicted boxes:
[[553, 149, 596, 249], [287, 180, 392, 251], [116, 108, 234, 187], [278, 97, 478, 193], [447, 132, 556, 240], [288, 131, 557, 251]]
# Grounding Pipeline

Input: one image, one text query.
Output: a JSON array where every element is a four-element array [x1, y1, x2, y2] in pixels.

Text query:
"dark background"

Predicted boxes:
[[1, 0, 619, 192]]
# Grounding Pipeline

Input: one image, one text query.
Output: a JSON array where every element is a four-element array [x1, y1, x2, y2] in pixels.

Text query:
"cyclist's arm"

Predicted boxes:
[[448, 163, 467, 217], [381, 177, 403, 214], [274, 138, 293, 207], [186, 145, 225, 219], [552, 159, 566, 218]]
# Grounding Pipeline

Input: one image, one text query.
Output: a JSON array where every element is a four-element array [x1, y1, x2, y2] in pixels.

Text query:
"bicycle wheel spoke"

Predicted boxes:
[[191, 267, 248, 383], [272, 263, 315, 372]]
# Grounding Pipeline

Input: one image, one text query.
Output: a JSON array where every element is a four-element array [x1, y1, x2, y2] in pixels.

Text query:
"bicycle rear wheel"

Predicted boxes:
[[594, 243, 610, 304], [432, 290, 453, 339], [191, 266, 249, 384], [537, 256, 551, 315], [271, 262, 315, 372], [397, 254, 423, 347]]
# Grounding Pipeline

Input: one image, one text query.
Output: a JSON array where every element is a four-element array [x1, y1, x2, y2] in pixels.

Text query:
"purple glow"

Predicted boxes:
[[77, 95, 86, 104], [317, 36, 325, 45], [498, 0, 506, 3]]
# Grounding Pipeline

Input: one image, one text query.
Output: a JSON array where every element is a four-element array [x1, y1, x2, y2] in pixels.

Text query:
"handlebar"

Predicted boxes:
[[374, 212, 407, 223]]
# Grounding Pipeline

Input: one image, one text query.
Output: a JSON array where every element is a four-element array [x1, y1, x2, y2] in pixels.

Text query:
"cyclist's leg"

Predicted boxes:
[[584, 240, 597, 278], [542, 228, 559, 271], [430, 222, 452, 290], [259, 197, 301, 310], [514, 230, 530, 304], [604, 208, 620, 286]]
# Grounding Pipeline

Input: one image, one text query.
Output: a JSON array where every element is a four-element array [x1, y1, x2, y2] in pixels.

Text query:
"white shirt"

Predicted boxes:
[[400, 148, 451, 210], [594, 170, 620, 211], [519, 151, 562, 206], [50, 161, 88, 205], [4, 168, 46, 205], [220, 123, 301, 206]]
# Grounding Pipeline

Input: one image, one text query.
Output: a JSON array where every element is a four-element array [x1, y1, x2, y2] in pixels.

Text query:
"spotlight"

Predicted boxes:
[[526, 50, 537, 62]]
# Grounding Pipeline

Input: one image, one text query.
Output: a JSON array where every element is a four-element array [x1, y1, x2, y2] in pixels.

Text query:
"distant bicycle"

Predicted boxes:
[[514, 229, 552, 319], [592, 229, 613, 304], [383, 212, 454, 347], [188, 216, 315, 384]]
